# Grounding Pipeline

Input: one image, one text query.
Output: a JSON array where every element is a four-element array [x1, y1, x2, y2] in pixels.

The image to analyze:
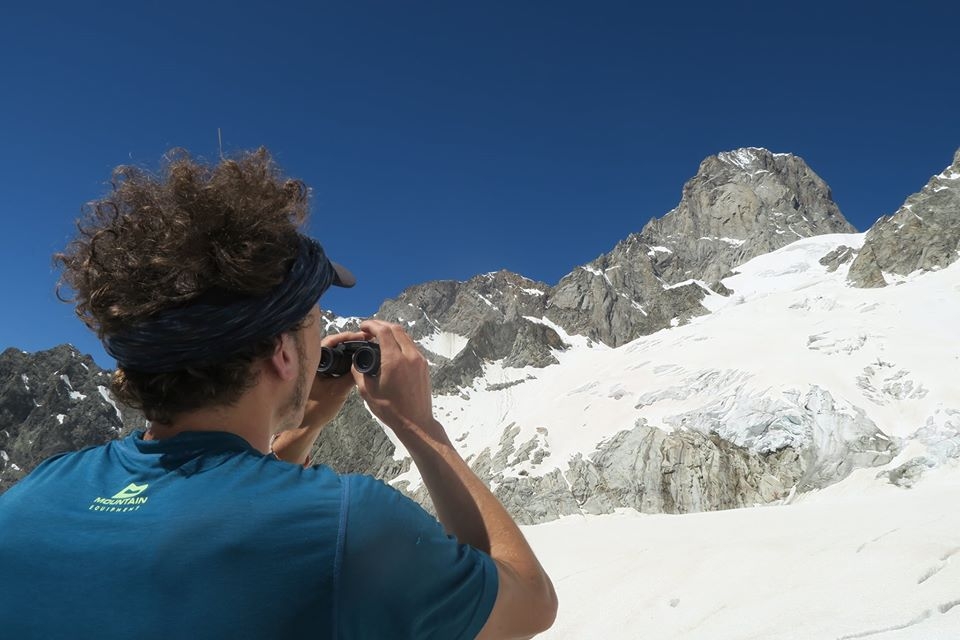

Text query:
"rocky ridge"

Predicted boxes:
[[0, 346, 142, 493], [848, 148, 960, 287], [369, 147, 854, 385]]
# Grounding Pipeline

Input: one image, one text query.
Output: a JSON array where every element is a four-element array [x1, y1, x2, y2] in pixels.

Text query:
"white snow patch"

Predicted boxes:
[[580, 265, 613, 287], [420, 331, 470, 360], [699, 236, 746, 246], [21, 374, 29, 390], [719, 237, 746, 246], [56, 414, 66, 425], [61, 374, 87, 401], [98, 386, 123, 422], [663, 278, 707, 291], [647, 246, 673, 256], [474, 292, 498, 310], [718, 148, 760, 170], [630, 301, 647, 315], [324, 315, 363, 332], [521, 287, 546, 296]]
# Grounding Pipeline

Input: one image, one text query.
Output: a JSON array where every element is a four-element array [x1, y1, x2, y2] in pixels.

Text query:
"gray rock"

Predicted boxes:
[[375, 270, 550, 342], [564, 423, 806, 515], [309, 392, 408, 480], [0, 346, 130, 493], [847, 244, 888, 287], [819, 245, 856, 272], [849, 148, 960, 287], [880, 457, 936, 489]]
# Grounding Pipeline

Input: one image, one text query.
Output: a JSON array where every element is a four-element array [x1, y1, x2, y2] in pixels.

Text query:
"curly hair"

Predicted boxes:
[[55, 148, 313, 423]]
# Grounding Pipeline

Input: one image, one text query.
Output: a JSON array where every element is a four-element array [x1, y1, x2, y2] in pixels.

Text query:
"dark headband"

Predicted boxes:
[[102, 235, 354, 373]]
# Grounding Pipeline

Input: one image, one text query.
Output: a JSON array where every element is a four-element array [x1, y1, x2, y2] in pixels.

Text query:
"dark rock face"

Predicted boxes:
[[376, 271, 551, 342], [310, 392, 408, 479], [0, 346, 136, 493], [849, 148, 960, 287], [372, 270, 568, 396]]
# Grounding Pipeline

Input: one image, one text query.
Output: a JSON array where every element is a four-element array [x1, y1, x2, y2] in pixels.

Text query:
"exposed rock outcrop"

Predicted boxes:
[[310, 393, 407, 479], [819, 245, 856, 272], [0, 346, 137, 493], [849, 148, 960, 287]]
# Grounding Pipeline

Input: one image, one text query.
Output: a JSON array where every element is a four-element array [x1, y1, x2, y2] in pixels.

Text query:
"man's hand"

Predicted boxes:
[[272, 330, 366, 465], [351, 320, 446, 443]]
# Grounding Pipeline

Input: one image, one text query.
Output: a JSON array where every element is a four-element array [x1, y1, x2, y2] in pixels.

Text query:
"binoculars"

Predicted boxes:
[[317, 341, 380, 377]]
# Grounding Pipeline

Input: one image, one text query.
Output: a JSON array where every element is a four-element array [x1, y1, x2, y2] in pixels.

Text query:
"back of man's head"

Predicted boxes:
[[55, 148, 311, 423]]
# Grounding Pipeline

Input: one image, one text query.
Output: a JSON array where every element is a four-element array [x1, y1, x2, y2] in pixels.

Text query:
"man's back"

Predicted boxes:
[[0, 432, 497, 639]]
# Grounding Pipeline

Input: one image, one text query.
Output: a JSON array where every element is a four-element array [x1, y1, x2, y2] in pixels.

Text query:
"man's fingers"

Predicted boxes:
[[391, 326, 421, 356], [361, 319, 422, 356], [320, 330, 369, 348], [359, 319, 403, 353]]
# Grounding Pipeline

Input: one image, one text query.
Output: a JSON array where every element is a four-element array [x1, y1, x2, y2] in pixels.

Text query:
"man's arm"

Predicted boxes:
[[354, 320, 558, 639]]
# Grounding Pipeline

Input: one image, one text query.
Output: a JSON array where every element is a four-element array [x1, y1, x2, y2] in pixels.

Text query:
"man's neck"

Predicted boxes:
[[146, 390, 279, 454]]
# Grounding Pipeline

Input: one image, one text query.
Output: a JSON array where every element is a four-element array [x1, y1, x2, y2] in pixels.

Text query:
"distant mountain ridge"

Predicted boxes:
[[3, 146, 958, 527]]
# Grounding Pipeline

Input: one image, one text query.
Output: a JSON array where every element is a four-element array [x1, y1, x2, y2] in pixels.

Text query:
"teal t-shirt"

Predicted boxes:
[[0, 431, 498, 639]]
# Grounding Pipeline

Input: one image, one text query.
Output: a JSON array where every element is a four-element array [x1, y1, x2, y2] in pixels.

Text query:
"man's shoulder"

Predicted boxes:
[[0, 439, 120, 509], [8, 439, 116, 483]]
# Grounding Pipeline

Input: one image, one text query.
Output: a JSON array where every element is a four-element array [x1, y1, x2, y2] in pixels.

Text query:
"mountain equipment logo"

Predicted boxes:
[[111, 483, 149, 499], [89, 482, 151, 512]]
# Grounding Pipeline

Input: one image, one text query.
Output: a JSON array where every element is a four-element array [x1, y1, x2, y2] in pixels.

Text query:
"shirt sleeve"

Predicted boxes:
[[335, 474, 499, 640]]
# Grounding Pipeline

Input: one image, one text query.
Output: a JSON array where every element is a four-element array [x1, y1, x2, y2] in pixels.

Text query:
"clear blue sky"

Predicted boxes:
[[1, 1, 958, 367]]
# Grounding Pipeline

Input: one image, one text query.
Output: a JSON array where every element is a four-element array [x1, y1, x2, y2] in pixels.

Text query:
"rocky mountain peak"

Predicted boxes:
[[640, 147, 855, 286], [714, 146, 789, 173], [542, 148, 854, 347]]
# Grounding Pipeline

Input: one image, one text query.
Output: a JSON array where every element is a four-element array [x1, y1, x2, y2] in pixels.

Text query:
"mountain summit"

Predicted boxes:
[[545, 147, 855, 346], [642, 147, 855, 285]]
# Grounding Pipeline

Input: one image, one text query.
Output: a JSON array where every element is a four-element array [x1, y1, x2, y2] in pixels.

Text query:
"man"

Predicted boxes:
[[0, 149, 557, 638]]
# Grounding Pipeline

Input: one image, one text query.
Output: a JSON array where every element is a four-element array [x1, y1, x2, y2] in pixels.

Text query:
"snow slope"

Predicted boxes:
[[527, 458, 960, 639], [389, 233, 960, 491]]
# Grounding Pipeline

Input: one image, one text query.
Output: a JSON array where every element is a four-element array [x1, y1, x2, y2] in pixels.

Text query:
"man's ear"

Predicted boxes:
[[267, 334, 300, 382]]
